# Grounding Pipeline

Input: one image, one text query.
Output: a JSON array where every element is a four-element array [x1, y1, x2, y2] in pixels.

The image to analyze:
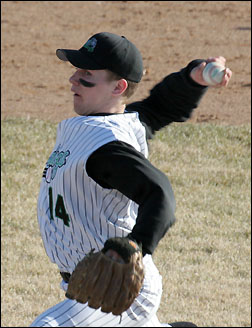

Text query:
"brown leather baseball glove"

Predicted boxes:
[[65, 237, 144, 316]]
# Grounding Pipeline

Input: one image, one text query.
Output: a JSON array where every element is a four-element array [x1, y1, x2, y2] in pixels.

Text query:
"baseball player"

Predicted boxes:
[[30, 32, 232, 327]]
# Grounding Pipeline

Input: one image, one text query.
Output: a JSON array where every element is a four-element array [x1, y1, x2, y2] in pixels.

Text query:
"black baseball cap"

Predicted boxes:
[[56, 32, 143, 83]]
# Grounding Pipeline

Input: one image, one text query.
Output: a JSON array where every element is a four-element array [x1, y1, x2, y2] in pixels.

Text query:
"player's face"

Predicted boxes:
[[69, 69, 120, 116]]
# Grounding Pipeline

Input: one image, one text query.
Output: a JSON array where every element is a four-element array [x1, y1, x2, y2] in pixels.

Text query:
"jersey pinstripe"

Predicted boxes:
[[37, 112, 148, 273]]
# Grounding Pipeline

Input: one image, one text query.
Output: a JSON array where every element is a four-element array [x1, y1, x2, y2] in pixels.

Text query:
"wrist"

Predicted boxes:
[[185, 59, 208, 88], [102, 236, 142, 263]]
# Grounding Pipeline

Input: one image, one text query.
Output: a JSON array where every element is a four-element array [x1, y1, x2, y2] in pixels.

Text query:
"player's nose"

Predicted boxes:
[[69, 72, 80, 86]]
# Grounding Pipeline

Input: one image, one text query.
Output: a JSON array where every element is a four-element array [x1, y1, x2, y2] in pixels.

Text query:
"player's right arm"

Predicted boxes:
[[127, 59, 208, 139]]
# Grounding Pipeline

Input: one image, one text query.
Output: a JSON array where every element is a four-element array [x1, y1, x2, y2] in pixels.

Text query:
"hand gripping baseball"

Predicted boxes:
[[190, 56, 232, 87], [66, 237, 145, 316]]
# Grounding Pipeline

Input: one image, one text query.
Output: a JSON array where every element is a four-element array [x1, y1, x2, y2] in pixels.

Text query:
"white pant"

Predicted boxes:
[[30, 255, 171, 327]]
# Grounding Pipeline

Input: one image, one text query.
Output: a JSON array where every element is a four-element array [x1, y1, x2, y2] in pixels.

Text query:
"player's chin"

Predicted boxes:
[[74, 107, 83, 116], [73, 102, 85, 115], [73, 95, 83, 107]]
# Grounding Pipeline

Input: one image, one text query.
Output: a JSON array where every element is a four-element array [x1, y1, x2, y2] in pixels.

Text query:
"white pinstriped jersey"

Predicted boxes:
[[37, 112, 148, 274]]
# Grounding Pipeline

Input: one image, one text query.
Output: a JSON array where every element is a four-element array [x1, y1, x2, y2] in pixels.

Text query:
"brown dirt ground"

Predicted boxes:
[[1, 1, 251, 126]]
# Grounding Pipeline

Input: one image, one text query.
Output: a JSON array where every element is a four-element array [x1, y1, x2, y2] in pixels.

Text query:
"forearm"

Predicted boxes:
[[127, 59, 208, 138], [128, 179, 176, 255]]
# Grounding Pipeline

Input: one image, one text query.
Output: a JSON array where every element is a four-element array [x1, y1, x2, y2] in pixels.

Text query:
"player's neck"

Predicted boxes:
[[105, 103, 126, 114], [92, 101, 126, 115]]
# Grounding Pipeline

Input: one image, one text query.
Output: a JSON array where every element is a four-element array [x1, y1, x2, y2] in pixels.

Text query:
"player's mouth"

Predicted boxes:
[[73, 92, 82, 100], [71, 88, 81, 97]]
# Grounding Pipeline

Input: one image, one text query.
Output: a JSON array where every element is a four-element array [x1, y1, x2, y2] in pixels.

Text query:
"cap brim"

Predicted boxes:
[[56, 49, 104, 70]]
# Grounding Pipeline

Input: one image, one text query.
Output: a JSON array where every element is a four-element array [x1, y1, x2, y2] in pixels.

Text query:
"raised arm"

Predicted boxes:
[[127, 57, 232, 139]]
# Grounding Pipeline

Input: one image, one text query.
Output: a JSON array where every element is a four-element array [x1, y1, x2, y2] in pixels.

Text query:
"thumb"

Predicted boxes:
[[190, 61, 208, 86], [199, 61, 207, 72]]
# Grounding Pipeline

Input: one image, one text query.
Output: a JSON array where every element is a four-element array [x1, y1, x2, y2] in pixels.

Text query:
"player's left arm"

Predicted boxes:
[[86, 141, 176, 256]]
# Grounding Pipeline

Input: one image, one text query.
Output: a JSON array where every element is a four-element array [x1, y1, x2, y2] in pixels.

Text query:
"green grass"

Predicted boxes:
[[1, 118, 251, 327]]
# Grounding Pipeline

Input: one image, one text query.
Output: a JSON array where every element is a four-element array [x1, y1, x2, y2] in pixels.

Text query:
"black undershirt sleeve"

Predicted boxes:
[[86, 141, 176, 255], [127, 59, 208, 139]]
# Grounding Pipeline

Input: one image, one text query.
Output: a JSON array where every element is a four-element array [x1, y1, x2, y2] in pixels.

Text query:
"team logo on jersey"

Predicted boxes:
[[43, 146, 70, 183]]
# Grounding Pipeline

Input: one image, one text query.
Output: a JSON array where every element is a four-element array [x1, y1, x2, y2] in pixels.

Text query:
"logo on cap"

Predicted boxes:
[[83, 37, 97, 53]]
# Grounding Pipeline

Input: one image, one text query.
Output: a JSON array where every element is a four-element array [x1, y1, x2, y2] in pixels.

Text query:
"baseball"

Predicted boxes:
[[202, 62, 225, 86]]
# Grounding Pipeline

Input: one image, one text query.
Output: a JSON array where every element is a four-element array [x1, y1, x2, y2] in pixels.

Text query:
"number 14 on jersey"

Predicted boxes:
[[48, 187, 70, 227]]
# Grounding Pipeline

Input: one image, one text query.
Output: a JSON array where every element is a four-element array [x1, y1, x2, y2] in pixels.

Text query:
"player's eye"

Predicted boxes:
[[84, 71, 92, 76]]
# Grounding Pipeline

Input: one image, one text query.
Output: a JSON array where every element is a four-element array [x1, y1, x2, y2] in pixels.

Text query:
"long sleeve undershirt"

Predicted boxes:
[[86, 59, 208, 255]]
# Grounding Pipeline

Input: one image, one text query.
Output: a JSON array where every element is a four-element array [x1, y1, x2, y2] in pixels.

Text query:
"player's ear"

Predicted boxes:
[[112, 79, 128, 96]]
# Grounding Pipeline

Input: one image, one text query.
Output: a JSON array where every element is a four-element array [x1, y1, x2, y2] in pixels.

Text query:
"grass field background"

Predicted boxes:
[[1, 117, 251, 327]]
